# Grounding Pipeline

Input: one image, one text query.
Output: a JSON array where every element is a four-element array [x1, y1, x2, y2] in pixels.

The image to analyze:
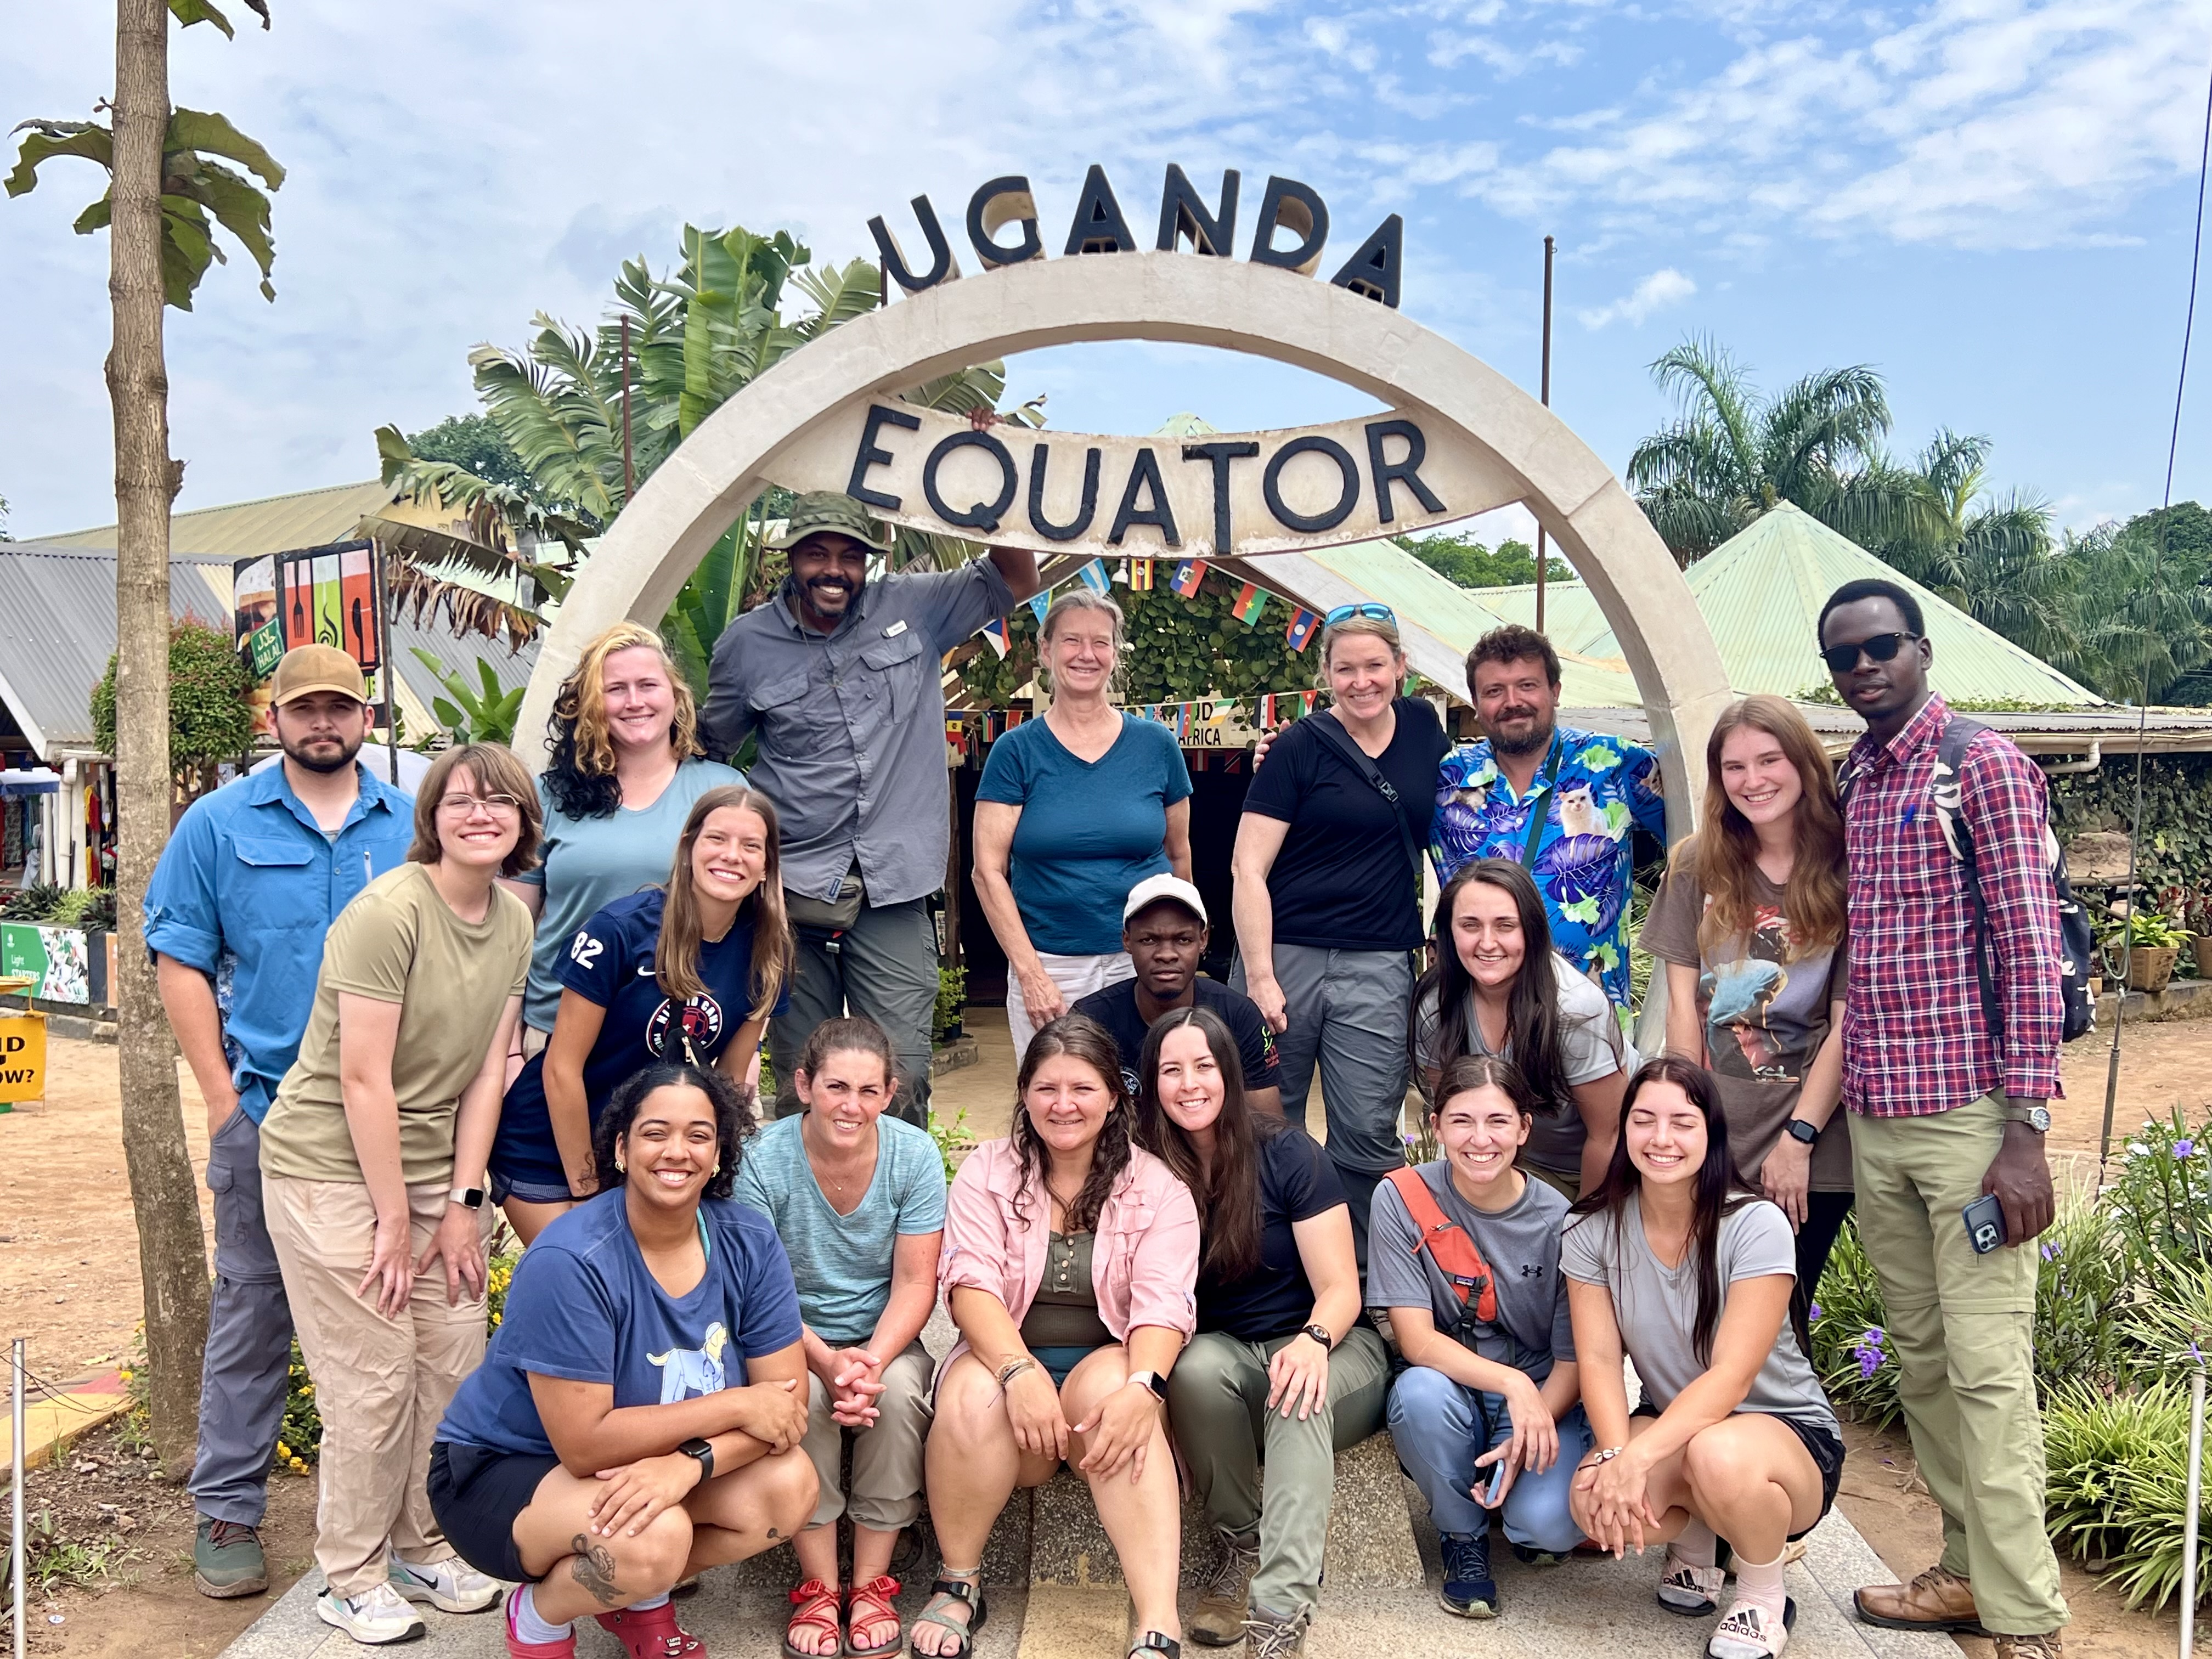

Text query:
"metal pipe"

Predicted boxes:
[[1534, 233, 1555, 635], [12, 1336, 26, 1659], [2186, 1367, 2205, 1659], [2040, 741, 2101, 776]]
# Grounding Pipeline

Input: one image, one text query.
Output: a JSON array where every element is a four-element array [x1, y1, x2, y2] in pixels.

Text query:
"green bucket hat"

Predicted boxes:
[[766, 490, 892, 553]]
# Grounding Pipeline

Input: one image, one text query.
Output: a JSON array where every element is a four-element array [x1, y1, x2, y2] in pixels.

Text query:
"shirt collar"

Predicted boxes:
[[1850, 693, 1948, 772], [244, 758, 403, 836]]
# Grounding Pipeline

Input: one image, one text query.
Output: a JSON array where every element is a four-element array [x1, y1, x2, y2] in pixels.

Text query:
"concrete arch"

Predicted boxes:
[[519, 251, 1733, 831]]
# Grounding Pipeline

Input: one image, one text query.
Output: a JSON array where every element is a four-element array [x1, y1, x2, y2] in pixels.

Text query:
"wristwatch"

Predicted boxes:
[[1782, 1119, 1820, 1147], [2001, 1103, 2053, 1133], [449, 1186, 485, 1210], [1127, 1369, 1169, 1403], [678, 1437, 715, 1486], [1300, 1323, 1335, 1350]]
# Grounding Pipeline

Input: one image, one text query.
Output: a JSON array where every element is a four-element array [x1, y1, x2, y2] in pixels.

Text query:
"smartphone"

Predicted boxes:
[[1481, 1458, 1511, 1506], [1962, 1193, 2007, 1255]]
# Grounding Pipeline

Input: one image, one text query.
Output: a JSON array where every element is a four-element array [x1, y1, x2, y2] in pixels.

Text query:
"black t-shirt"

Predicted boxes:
[[1240, 698, 1448, 951], [1072, 976, 1283, 1101], [1198, 1124, 1347, 1341]]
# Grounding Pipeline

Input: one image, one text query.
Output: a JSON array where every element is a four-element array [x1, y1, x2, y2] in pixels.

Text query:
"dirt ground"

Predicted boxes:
[[4, 1017, 2204, 1656]]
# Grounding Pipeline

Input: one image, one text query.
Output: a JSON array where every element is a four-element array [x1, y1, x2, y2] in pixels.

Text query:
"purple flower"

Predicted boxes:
[[2176, 1139, 2197, 1159], [2041, 1243, 2058, 1261], [1808, 1302, 1823, 1322], [1854, 1346, 1883, 1380], [2193, 1343, 2206, 1368], [1864, 1327, 1886, 1346]]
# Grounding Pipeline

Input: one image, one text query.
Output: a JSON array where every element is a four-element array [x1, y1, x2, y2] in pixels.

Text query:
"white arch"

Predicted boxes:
[[521, 251, 1733, 832]]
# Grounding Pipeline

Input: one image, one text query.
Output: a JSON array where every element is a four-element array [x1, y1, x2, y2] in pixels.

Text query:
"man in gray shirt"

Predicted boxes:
[[701, 490, 1039, 1126]]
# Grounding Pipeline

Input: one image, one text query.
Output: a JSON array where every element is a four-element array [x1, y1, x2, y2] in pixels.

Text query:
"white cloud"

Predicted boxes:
[[1578, 267, 1698, 328]]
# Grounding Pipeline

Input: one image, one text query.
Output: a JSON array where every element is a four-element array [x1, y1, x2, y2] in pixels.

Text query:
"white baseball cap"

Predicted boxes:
[[1122, 873, 1207, 926]]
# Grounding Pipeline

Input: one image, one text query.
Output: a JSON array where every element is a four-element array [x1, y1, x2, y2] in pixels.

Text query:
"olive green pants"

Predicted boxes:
[[1849, 1093, 2068, 1635], [1165, 1326, 1390, 1621]]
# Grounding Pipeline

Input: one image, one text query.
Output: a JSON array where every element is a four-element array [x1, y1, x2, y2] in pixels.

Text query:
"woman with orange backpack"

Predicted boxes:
[[1372, 1054, 1588, 1622]]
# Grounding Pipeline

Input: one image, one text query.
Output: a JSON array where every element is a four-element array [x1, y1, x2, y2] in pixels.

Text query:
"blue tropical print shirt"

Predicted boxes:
[[1430, 725, 1668, 1012]]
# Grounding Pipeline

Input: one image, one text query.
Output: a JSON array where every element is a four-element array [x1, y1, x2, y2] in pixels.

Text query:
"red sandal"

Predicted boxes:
[[844, 1575, 904, 1658], [783, 1578, 844, 1659], [596, 1600, 706, 1658]]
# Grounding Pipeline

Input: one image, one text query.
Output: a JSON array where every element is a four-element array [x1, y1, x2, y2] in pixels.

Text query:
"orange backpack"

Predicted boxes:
[[1382, 1165, 1499, 1324]]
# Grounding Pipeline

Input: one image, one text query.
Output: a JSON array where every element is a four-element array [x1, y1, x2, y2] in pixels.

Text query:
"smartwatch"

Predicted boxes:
[[449, 1186, 486, 1210], [1782, 1119, 1820, 1148], [1127, 1369, 1169, 1404], [1300, 1323, 1335, 1350], [678, 1437, 715, 1486]]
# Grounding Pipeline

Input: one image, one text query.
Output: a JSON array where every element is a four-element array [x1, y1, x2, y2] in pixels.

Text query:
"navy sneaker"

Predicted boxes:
[[1439, 1532, 1499, 1618]]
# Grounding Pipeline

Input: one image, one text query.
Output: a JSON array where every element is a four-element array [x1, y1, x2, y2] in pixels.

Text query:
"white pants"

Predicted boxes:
[[1007, 950, 1135, 1062]]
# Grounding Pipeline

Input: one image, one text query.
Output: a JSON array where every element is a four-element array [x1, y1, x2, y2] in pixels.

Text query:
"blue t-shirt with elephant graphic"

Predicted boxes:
[[436, 1189, 803, 1459]]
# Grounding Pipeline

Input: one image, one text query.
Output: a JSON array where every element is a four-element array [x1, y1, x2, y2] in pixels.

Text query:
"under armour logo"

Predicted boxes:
[[1519, 1263, 1543, 1278]]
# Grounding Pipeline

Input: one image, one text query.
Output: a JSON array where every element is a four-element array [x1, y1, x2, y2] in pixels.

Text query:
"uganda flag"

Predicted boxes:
[[1127, 557, 1155, 591]]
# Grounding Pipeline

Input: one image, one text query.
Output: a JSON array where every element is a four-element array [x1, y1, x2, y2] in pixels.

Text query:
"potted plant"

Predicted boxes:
[[2106, 910, 2191, 994]]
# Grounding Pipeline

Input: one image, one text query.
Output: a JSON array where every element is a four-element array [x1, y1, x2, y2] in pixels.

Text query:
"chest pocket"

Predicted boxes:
[[227, 836, 316, 933], [749, 667, 838, 743], [858, 631, 926, 723]]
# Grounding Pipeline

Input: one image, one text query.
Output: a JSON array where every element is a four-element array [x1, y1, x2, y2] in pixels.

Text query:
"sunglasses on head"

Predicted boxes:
[[1324, 602, 1397, 626], [1820, 630, 1920, 674]]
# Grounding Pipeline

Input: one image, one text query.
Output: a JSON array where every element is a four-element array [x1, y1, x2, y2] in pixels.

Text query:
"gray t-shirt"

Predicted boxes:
[[1559, 1194, 1838, 1436], [731, 1113, 948, 1347], [1367, 1163, 1576, 1384], [1413, 956, 1626, 1175]]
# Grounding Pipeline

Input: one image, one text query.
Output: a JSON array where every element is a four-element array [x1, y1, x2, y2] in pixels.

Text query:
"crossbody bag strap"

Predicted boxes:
[[1307, 708, 1425, 890], [1515, 741, 1564, 870], [1933, 715, 2006, 1041]]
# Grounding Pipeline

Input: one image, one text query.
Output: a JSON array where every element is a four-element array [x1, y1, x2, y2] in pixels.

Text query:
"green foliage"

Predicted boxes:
[[46, 886, 117, 932], [2045, 1379, 2211, 1611], [1393, 530, 1566, 588], [405, 413, 538, 499], [2051, 754, 2212, 904], [1808, 1221, 1904, 1428], [935, 966, 968, 1046], [91, 620, 256, 785], [930, 1107, 977, 1185], [408, 647, 523, 744], [663, 501, 778, 703], [0, 883, 65, 922], [2108, 1107, 2212, 1294]]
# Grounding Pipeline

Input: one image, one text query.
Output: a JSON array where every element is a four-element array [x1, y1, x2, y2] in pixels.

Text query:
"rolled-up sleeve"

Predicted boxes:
[[1963, 738, 2063, 1101], [143, 803, 222, 972], [938, 1149, 1011, 1304], [1124, 1178, 1200, 1337]]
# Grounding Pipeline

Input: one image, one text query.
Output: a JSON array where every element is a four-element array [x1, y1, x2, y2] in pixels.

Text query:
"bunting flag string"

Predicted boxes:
[[1127, 556, 1155, 591], [1231, 580, 1267, 625], [1077, 558, 1112, 596], [981, 616, 1010, 658], [1169, 557, 1208, 597], [1025, 590, 1053, 626], [1284, 607, 1322, 650]]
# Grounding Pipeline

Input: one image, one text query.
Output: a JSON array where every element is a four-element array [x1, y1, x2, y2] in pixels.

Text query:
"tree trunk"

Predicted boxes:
[[108, 0, 211, 1480]]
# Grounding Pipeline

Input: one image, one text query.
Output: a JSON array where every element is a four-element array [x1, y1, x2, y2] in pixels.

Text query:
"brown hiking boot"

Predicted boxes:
[[1853, 1565, 1986, 1635], [1190, 1532, 1260, 1646], [1994, 1634, 2062, 1659]]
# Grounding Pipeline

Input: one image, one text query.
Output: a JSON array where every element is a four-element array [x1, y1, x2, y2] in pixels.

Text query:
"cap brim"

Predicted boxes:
[[272, 680, 370, 706], [766, 524, 889, 554]]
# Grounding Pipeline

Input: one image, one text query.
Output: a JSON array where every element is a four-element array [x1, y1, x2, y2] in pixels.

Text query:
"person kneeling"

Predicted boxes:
[[1375, 1056, 1590, 1620], [1562, 1058, 1845, 1659], [917, 1015, 1198, 1659], [431, 1064, 819, 1659]]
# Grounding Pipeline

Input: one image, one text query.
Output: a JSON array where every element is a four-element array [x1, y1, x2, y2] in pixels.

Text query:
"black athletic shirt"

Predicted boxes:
[[1198, 1124, 1347, 1341], [1071, 975, 1282, 1102]]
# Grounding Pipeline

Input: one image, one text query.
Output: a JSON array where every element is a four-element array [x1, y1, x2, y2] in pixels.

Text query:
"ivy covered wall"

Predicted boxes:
[[2052, 754, 2212, 906]]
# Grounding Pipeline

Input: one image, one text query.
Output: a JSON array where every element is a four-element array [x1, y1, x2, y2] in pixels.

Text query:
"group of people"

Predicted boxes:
[[142, 486, 2070, 1659]]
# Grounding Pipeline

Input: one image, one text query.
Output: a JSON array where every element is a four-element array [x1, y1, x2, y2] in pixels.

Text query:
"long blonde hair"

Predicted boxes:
[[653, 786, 792, 1022], [545, 623, 701, 818], [1683, 694, 1846, 961]]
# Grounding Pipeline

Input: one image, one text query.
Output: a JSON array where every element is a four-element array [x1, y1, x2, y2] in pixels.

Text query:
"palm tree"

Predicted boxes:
[[2057, 517, 2212, 704]]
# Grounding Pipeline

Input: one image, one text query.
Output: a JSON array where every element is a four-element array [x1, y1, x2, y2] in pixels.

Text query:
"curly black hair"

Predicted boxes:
[[590, 1062, 753, 1202]]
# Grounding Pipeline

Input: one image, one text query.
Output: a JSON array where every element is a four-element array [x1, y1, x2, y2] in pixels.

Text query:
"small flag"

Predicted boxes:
[[1207, 700, 1234, 726], [1128, 557, 1155, 591], [1231, 582, 1267, 625], [1301, 690, 1320, 715], [1261, 692, 1277, 725], [1175, 704, 1192, 741], [1170, 557, 1208, 598], [1078, 558, 1111, 596], [981, 617, 1010, 658], [1026, 590, 1053, 626], [1006, 708, 1026, 728], [1285, 607, 1321, 650]]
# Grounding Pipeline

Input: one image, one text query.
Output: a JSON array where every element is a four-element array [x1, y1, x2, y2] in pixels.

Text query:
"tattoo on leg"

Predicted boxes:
[[766, 1526, 782, 1541], [568, 1533, 622, 1606]]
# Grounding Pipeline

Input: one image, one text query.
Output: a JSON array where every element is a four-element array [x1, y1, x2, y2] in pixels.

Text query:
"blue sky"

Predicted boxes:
[[4, 0, 2209, 542]]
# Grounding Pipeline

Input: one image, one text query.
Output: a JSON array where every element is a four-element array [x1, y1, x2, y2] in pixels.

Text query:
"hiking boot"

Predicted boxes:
[[317, 1581, 428, 1645], [1438, 1533, 1499, 1619], [1192, 1532, 1260, 1645], [1853, 1565, 1985, 1635], [1994, 1635, 2062, 1659], [193, 1516, 269, 1599], [390, 1550, 503, 1613], [1244, 1609, 1307, 1659]]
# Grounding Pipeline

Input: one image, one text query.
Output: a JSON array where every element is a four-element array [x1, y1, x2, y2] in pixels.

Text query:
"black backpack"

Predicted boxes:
[[1847, 714, 2098, 1043]]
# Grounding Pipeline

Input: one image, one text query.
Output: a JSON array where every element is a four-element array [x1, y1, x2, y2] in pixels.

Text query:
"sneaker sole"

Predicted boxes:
[[1187, 1629, 1246, 1649], [392, 1583, 503, 1616], [1438, 1592, 1499, 1620], [194, 1571, 269, 1599], [317, 1601, 427, 1645]]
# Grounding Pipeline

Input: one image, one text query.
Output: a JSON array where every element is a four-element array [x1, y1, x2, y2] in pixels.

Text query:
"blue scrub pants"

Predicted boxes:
[[1387, 1364, 1591, 1548]]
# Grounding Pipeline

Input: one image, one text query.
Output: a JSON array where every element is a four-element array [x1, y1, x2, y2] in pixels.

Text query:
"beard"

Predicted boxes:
[[281, 730, 362, 775], [1489, 712, 1554, 758]]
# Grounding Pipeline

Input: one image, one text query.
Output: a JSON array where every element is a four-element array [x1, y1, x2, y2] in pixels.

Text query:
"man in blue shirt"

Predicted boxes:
[[1429, 625, 1668, 1014], [144, 646, 415, 1601]]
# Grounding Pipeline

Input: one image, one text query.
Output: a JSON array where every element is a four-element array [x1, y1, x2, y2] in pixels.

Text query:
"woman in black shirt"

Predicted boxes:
[[1135, 1006, 1389, 1657]]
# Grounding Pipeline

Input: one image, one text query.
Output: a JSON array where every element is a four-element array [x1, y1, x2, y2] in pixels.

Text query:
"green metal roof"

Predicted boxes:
[[24, 479, 391, 558], [1479, 501, 2103, 708]]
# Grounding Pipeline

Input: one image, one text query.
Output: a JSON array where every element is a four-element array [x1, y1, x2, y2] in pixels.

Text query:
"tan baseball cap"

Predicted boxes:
[[269, 644, 369, 707]]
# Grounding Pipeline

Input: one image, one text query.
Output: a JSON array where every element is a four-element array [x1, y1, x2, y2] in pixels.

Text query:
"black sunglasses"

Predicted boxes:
[[1820, 631, 1920, 674]]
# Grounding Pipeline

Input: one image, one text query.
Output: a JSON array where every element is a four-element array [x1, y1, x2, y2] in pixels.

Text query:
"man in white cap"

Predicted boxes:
[[1071, 873, 1283, 1115]]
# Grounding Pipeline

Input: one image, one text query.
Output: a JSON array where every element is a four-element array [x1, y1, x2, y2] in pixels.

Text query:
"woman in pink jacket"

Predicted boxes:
[[913, 1014, 1199, 1659]]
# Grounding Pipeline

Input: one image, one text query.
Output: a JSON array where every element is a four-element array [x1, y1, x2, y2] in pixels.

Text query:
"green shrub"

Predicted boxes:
[[0, 883, 64, 922], [2045, 1378, 2211, 1610], [2108, 1107, 2212, 1290], [1809, 1220, 1905, 1429], [930, 1106, 975, 1184], [935, 966, 967, 1046]]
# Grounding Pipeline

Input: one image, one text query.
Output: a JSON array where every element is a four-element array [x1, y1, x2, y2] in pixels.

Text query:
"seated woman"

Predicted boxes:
[[1374, 1054, 1588, 1622], [1562, 1057, 1844, 1659], [1134, 1006, 1386, 1655], [916, 1014, 1198, 1659], [732, 1018, 947, 1659], [492, 785, 791, 1243], [1412, 860, 1627, 1199], [433, 1063, 818, 1659]]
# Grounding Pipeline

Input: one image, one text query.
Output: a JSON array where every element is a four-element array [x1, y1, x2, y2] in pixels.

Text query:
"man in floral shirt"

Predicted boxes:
[[1430, 625, 1667, 1013]]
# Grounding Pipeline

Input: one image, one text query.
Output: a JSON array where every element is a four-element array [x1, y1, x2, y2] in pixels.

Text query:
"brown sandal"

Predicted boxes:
[[843, 1575, 903, 1658], [783, 1578, 843, 1659]]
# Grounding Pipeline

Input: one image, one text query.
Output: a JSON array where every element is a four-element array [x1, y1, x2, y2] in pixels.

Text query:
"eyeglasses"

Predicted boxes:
[[437, 793, 523, 819], [1819, 631, 1920, 674], [1324, 602, 1397, 627]]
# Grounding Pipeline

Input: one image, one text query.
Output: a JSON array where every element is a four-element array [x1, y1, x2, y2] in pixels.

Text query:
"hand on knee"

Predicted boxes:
[[572, 1509, 692, 1606]]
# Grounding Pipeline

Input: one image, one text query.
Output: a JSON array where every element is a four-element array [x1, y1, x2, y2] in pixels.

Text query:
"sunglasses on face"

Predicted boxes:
[[1820, 630, 1920, 674], [1324, 602, 1397, 626]]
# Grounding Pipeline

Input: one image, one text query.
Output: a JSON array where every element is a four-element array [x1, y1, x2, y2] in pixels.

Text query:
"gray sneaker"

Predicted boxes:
[[193, 1516, 269, 1599], [1244, 1609, 1308, 1659], [1191, 1532, 1260, 1646]]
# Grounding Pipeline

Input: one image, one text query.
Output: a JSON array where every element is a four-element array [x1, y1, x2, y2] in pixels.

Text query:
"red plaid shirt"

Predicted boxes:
[[1839, 696, 2063, 1116]]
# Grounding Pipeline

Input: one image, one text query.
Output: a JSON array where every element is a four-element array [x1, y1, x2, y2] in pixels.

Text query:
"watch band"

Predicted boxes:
[[1300, 1322, 1335, 1349], [2001, 1103, 2052, 1132], [449, 1186, 485, 1210], [1783, 1118, 1820, 1147], [679, 1436, 714, 1485], [1128, 1369, 1169, 1403]]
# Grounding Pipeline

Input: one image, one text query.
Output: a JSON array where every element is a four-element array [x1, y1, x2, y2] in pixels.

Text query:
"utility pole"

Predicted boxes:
[[1535, 234, 1555, 635]]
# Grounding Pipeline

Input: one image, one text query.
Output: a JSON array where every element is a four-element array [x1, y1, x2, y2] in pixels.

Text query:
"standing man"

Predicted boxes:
[[144, 646, 415, 1601], [701, 490, 1039, 1128], [1819, 577, 2067, 1659], [1429, 625, 1666, 1013]]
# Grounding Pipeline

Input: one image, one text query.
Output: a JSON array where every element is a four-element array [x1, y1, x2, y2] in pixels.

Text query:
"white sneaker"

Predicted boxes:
[[317, 1581, 428, 1644], [389, 1551, 504, 1613]]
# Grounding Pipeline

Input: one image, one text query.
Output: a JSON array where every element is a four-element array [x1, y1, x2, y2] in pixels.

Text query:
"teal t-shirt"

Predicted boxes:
[[975, 714, 1193, 955], [731, 1113, 948, 1347], [515, 758, 746, 1030]]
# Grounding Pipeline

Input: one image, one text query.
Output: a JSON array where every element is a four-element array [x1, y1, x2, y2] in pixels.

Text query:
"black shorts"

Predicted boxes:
[[428, 1440, 561, 1585], [1627, 1403, 1844, 1539]]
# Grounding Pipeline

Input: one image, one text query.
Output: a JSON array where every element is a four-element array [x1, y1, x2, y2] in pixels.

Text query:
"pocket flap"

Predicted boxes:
[[860, 633, 924, 672], [232, 837, 312, 868], [749, 669, 813, 712]]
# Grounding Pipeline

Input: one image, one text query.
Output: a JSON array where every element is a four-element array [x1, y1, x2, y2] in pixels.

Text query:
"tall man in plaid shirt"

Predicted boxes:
[[1820, 578, 2067, 1659]]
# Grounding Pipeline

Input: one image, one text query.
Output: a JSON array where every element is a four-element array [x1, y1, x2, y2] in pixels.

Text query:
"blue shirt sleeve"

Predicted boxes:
[[896, 1130, 950, 1235], [975, 723, 1034, 805], [143, 798, 224, 972], [1158, 723, 1194, 805], [500, 1244, 620, 1385], [554, 903, 638, 1006], [1624, 743, 1669, 838], [735, 1224, 806, 1359]]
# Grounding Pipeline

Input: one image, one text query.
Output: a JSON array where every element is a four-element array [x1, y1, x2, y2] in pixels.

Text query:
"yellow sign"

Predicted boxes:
[[0, 1012, 47, 1104]]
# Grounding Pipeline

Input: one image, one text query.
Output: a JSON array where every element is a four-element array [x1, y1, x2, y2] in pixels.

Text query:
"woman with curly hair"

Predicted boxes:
[[434, 1062, 819, 1659], [506, 622, 746, 1062], [913, 1014, 1199, 1659]]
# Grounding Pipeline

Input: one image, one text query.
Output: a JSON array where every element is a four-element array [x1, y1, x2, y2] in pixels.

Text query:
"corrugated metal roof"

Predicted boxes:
[[1562, 704, 2212, 757], [22, 479, 391, 558]]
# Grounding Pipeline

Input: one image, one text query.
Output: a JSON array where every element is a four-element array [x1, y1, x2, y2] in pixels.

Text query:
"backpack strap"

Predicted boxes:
[[1381, 1166, 1499, 1323], [1929, 715, 2006, 1041]]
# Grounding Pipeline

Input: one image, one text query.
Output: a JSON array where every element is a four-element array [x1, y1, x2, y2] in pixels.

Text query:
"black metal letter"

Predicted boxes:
[[1156, 165, 1240, 256], [867, 197, 958, 294], [921, 429, 1019, 533], [966, 176, 1043, 268], [1180, 441, 1260, 553], [1107, 448, 1182, 546], [1248, 177, 1329, 275], [1026, 443, 1102, 541], [1364, 419, 1444, 523], [1262, 435, 1359, 534], [1064, 164, 1138, 256], [1330, 215, 1403, 308], [847, 404, 922, 510]]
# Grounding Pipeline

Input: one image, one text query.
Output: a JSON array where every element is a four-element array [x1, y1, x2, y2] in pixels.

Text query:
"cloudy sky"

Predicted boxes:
[[4, 0, 2209, 541]]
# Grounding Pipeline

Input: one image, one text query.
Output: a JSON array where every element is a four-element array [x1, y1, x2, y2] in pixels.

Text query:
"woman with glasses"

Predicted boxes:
[[257, 743, 540, 1645], [492, 785, 793, 1244], [1230, 605, 1448, 1256], [973, 590, 1193, 1061]]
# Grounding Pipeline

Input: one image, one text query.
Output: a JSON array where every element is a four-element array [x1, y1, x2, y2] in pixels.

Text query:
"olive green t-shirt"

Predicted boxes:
[[261, 861, 532, 1186]]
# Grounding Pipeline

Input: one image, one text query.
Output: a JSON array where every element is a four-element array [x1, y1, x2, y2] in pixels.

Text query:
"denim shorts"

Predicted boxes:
[[1031, 1345, 1107, 1387], [487, 1170, 574, 1205]]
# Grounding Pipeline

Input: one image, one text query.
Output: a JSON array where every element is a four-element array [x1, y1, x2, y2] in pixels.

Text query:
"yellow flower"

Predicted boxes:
[[276, 1441, 291, 1458]]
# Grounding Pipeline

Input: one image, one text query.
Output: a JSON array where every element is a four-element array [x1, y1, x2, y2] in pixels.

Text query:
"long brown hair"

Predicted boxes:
[[1133, 1005, 1282, 1281], [1009, 1014, 1135, 1233], [544, 623, 702, 819], [1687, 694, 1845, 961], [652, 786, 792, 1020]]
